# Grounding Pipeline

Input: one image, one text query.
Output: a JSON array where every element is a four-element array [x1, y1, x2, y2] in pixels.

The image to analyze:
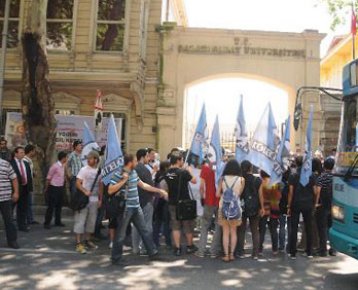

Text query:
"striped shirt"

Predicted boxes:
[[67, 151, 83, 177], [110, 169, 140, 209], [0, 158, 17, 202]]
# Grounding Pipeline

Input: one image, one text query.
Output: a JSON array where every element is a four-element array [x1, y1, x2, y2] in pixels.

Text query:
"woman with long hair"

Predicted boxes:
[[216, 159, 245, 262]]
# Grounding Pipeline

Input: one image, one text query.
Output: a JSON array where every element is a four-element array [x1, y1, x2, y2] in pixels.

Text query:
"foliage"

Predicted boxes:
[[321, 0, 358, 30]]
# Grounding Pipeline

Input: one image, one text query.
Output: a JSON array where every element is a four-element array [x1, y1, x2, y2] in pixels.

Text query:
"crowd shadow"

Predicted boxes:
[[1, 219, 358, 290]]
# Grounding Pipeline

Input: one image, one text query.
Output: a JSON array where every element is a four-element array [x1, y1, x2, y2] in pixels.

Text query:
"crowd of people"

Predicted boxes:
[[0, 136, 336, 266]]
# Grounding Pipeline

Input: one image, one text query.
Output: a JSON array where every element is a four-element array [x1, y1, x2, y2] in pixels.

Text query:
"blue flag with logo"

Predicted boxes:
[[300, 106, 313, 186], [189, 103, 208, 163], [102, 115, 124, 185], [248, 103, 280, 178], [270, 116, 291, 184], [210, 115, 224, 184], [235, 95, 250, 162], [81, 121, 100, 166]]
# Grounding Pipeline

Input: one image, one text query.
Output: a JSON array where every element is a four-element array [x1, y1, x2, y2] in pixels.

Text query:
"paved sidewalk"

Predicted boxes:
[[1, 217, 358, 290]]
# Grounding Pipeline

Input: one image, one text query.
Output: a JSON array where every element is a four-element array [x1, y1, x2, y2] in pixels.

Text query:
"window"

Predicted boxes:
[[46, 0, 74, 51], [96, 0, 126, 52], [55, 109, 76, 116], [0, 0, 20, 48]]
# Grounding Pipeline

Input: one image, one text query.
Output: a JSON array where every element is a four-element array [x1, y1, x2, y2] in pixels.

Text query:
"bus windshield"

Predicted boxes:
[[336, 95, 358, 175]]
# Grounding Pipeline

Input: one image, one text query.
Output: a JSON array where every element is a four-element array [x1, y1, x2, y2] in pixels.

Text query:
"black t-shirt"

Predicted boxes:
[[288, 170, 317, 210], [165, 167, 193, 205], [135, 163, 154, 207]]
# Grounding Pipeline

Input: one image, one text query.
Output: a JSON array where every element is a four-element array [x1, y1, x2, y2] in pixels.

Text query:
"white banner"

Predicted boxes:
[[5, 112, 122, 151]]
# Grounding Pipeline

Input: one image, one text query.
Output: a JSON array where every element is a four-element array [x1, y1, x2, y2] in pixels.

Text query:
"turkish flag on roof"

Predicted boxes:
[[352, 7, 357, 36]]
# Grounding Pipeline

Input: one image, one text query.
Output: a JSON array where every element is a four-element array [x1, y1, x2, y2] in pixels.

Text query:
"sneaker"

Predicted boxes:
[[272, 251, 279, 255], [210, 253, 219, 259], [303, 253, 313, 259], [174, 247, 182, 256], [76, 243, 87, 254], [195, 251, 206, 258], [186, 245, 198, 254], [290, 254, 296, 260], [85, 240, 98, 250], [109, 242, 113, 249], [252, 255, 258, 260], [329, 249, 337, 256]]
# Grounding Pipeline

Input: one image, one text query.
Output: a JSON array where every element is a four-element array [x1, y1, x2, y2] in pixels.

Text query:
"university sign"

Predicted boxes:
[[178, 37, 306, 58]]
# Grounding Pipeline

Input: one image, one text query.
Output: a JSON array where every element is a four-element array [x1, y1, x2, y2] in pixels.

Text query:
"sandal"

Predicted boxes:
[[222, 255, 230, 262], [229, 253, 235, 261]]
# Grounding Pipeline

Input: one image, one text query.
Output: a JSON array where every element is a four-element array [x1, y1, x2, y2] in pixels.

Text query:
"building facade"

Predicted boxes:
[[1, 0, 167, 154], [320, 34, 353, 155]]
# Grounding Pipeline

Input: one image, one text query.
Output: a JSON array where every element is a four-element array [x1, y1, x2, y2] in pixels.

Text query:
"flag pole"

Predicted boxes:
[[353, 3, 357, 60]]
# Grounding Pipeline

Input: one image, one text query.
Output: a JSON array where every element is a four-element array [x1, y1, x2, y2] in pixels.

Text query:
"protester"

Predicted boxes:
[[109, 154, 168, 265], [0, 157, 19, 249], [132, 148, 156, 255], [278, 168, 291, 252], [196, 159, 221, 258], [216, 159, 245, 262], [11, 146, 33, 232], [315, 157, 336, 257], [24, 144, 38, 225], [237, 160, 261, 259], [146, 148, 159, 177], [297, 158, 322, 254], [74, 151, 103, 254], [94, 145, 107, 240], [258, 170, 281, 255], [288, 156, 315, 259], [0, 137, 12, 161], [67, 140, 83, 202], [153, 161, 172, 249], [164, 152, 198, 256], [44, 151, 68, 229]]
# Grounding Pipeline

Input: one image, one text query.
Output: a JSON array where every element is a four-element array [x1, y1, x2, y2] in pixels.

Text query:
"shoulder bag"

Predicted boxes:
[[176, 170, 197, 221], [71, 168, 101, 211]]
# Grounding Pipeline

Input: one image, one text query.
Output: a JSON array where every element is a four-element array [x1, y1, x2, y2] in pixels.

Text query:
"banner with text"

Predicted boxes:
[[5, 112, 122, 151]]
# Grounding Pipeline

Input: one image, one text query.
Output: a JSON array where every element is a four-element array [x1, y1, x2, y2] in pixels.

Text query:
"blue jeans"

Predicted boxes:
[[111, 207, 156, 262], [132, 203, 154, 254]]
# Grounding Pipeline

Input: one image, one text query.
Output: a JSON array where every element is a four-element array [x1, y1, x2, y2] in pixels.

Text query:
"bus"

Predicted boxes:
[[329, 59, 358, 260]]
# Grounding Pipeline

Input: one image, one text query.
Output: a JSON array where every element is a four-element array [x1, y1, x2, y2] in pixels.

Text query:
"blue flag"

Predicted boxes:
[[81, 121, 100, 166], [210, 115, 224, 184], [102, 115, 124, 185], [235, 95, 250, 162], [300, 106, 313, 186], [189, 103, 208, 163], [248, 103, 281, 178], [271, 116, 291, 184]]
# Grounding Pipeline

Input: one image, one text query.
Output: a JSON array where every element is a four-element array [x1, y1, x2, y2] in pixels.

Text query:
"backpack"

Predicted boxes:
[[242, 175, 261, 217], [222, 177, 242, 220]]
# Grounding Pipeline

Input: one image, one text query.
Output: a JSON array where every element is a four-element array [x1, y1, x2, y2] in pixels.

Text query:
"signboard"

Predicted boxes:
[[5, 112, 122, 151]]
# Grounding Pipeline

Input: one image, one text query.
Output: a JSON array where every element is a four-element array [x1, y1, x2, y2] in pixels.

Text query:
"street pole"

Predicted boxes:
[[0, 0, 11, 134]]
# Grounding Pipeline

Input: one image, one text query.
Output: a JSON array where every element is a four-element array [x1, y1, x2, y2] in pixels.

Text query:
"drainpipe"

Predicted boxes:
[[0, 0, 11, 133]]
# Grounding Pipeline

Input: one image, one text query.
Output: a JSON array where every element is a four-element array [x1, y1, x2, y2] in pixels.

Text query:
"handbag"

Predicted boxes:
[[175, 170, 197, 221], [107, 188, 126, 217], [71, 168, 101, 211]]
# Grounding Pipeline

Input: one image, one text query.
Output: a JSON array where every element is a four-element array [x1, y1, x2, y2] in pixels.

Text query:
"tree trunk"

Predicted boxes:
[[21, 0, 56, 181]]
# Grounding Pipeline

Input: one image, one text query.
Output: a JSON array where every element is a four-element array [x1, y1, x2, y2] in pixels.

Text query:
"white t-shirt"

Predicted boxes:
[[77, 165, 101, 202], [190, 166, 204, 217]]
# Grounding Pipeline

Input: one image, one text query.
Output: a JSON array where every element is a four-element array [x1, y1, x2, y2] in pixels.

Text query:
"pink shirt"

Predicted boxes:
[[47, 161, 65, 187]]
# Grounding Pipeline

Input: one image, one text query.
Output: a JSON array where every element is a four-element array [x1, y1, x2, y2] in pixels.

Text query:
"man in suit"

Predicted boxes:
[[11, 146, 33, 232]]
